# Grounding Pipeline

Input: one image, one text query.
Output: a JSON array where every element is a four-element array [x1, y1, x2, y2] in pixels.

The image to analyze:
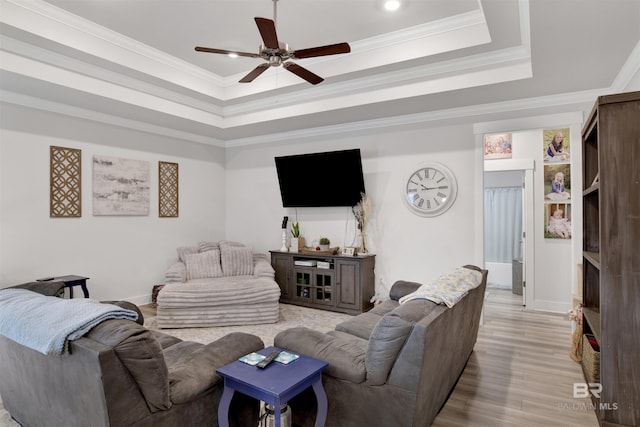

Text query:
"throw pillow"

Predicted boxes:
[[198, 241, 219, 252], [176, 246, 199, 263], [365, 313, 413, 385], [218, 240, 246, 249], [220, 245, 254, 276], [184, 250, 223, 280]]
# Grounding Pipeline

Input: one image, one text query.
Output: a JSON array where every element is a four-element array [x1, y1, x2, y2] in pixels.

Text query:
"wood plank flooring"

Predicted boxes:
[[432, 289, 598, 427]]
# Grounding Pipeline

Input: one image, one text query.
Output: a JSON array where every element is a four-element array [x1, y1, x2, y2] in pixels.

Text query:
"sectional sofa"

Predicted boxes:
[[275, 265, 488, 427]]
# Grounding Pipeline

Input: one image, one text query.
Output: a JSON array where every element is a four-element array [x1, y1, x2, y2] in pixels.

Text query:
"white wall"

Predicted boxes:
[[0, 104, 226, 304], [225, 123, 483, 298], [1, 102, 590, 312]]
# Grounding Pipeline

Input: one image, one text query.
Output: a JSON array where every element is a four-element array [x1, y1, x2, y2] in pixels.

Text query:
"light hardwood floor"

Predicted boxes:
[[432, 288, 598, 427]]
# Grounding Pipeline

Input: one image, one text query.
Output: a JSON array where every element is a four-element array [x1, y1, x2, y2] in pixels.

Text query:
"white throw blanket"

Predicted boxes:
[[0, 289, 138, 355], [399, 267, 483, 308]]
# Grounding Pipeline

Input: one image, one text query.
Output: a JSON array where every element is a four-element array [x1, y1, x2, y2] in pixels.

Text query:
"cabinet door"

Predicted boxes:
[[271, 254, 291, 299], [313, 271, 335, 306], [293, 268, 313, 303], [336, 260, 360, 310]]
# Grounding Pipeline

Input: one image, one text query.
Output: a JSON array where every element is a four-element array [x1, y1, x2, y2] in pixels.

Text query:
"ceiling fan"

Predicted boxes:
[[195, 0, 351, 85]]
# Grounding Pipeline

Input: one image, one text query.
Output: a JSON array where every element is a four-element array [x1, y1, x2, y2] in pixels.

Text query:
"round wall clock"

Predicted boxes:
[[403, 163, 458, 217]]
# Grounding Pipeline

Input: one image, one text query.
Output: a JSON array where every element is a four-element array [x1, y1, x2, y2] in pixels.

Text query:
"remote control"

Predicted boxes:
[[256, 350, 281, 369]]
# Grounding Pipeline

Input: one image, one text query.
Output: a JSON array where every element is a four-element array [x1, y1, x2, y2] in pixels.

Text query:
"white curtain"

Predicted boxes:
[[484, 187, 523, 263]]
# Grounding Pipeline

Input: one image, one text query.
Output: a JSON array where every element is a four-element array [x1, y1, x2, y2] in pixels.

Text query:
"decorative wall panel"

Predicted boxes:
[[159, 161, 179, 217], [50, 145, 81, 218]]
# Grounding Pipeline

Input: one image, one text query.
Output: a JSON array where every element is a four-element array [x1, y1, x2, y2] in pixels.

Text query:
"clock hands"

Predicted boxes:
[[419, 184, 448, 191]]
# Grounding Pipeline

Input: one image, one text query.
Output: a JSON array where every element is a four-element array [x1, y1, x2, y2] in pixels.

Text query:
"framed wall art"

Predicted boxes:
[[93, 155, 150, 216], [483, 133, 512, 159], [50, 146, 82, 218], [158, 161, 179, 217], [543, 128, 570, 163]]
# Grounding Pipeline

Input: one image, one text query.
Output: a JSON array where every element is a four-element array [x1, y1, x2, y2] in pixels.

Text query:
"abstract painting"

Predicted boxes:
[[93, 155, 150, 215]]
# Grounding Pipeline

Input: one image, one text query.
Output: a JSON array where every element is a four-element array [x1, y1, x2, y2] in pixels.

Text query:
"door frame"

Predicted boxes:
[[484, 159, 534, 307]]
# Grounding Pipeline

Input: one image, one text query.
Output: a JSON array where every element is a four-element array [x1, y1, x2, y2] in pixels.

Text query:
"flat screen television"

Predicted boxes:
[[275, 149, 365, 207]]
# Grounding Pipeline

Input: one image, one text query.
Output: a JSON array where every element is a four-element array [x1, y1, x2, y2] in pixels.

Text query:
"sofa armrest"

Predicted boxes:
[[165, 261, 186, 283], [275, 327, 366, 383], [8, 281, 66, 297], [388, 280, 422, 301], [253, 256, 275, 279], [168, 332, 264, 404]]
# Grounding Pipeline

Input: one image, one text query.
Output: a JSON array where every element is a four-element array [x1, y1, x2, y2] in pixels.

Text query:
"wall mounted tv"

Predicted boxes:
[[275, 149, 365, 207]]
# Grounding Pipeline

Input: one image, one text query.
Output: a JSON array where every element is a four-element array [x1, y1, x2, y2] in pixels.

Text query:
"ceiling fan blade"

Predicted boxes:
[[239, 63, 270, 83], [195, 46, 260, 58], [292, 42, 351, 59], [254, 17, 279, 49], [283, 62, 324, 85]]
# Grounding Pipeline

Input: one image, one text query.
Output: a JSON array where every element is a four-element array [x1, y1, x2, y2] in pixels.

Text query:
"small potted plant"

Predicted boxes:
[[290, 222, 305, 253], [319, 237, 330, 251]]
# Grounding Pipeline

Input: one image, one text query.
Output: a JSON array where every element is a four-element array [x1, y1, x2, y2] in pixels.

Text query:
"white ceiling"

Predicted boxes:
[[1, 0, 639, 146]]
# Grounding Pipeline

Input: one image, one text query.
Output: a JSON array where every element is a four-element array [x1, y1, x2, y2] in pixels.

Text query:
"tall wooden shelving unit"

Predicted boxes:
[[581, 91, 639, 427]]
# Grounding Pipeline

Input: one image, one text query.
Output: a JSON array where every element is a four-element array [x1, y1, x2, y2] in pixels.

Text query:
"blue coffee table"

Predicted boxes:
[[217, 346, 328, 427]]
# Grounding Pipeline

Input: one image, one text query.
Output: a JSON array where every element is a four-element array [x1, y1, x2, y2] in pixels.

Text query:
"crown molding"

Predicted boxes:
[[0, 89, 225, 146], [224, 88, 602, 148], [611, 40, 640, 91]]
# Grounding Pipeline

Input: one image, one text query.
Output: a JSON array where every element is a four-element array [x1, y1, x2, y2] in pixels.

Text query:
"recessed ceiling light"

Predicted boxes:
[[228, 53, 239, 58], [384, 0, 400, 11]]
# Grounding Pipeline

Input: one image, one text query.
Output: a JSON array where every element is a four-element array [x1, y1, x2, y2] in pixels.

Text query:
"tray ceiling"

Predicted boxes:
[[1, 0, 638, 146]]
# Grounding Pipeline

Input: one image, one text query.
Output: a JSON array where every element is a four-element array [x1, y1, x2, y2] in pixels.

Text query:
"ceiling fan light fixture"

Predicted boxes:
[[195, 0, 351, 85], [384, 0, 401, 11]]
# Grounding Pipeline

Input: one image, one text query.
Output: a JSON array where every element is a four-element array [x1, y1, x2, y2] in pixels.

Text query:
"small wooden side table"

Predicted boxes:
[[42, 275, 90, 298]]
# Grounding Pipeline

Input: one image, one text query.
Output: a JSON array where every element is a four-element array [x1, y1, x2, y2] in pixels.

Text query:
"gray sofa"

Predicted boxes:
[[158, 240, 281, 327], [274, 265, 488, 427], [0, 296, 264, 426]]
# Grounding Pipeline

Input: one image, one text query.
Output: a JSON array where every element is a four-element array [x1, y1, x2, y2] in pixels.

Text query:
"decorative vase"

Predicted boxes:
[[359, 231, 368, 254], [290, 237, 305, 253], [290, 237, 299, 253]]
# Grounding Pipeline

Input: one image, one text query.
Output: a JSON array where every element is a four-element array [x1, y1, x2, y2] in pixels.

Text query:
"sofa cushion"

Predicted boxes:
[[87, 319, 171, 412], [169, 332, 264, 404], [335, 312, 383, 340], [185, 250, 223, 280], [220, 245, 254, 276], [275, 327, 366, 383], [365, 313, 413, 385]]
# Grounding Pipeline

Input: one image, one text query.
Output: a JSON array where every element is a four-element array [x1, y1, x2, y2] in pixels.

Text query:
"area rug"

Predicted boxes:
[[144, 303, 352, 346], [0, 304, 351, 427]]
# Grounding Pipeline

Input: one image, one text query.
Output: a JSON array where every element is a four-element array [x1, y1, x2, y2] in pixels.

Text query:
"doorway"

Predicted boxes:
[[483, 160, 534, 307], [484, 171, 524, 304]]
